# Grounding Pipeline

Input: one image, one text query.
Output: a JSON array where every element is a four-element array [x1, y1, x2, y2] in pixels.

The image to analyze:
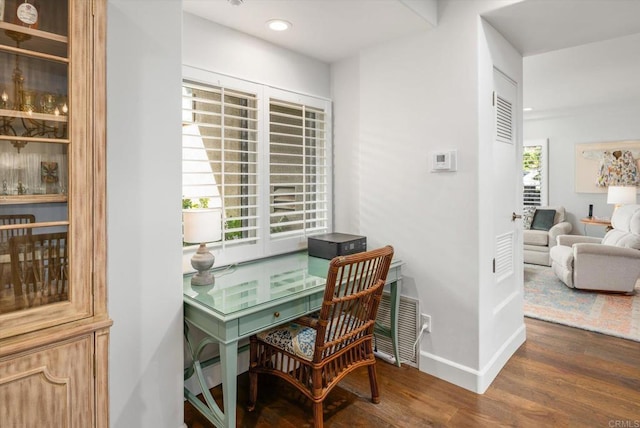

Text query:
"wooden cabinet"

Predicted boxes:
[[0, 0, 110, 426]]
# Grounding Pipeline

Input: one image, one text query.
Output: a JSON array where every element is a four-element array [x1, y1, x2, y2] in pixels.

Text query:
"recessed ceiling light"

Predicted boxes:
[[266, 19, 292, 32], [523, 107, 533, 112], [228, 0, 243, 5]]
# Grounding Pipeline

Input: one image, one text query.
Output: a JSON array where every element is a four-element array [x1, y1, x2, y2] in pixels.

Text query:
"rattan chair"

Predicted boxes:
[[10, 232, 68, 310], [248, 245, 394, 428]]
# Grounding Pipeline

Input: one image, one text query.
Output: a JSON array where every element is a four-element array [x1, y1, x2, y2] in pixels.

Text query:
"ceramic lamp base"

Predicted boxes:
[[191, 243, 215, 286]]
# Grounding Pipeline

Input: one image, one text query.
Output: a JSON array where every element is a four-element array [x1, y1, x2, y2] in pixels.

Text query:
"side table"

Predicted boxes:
[[580, 217, 612, 234]]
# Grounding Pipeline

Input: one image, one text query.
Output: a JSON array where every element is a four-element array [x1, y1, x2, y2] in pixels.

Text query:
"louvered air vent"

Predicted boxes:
[[374, 292, 419, 367], [495, 232, 514, 282], [495, 94, 513, 144]]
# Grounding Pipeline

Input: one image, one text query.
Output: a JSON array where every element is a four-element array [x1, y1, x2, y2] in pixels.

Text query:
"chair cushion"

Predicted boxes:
[[523, 229, 549, 246], [257, 323, 317, 361], [531, 209, 556, 231], [257, 313, 359, 361]]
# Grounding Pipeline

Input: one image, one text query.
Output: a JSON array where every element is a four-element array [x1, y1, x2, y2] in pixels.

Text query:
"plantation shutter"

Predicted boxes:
[[182, 80, 259, 244], [269, 98, 329, 238], [523, 140, 548, 207]]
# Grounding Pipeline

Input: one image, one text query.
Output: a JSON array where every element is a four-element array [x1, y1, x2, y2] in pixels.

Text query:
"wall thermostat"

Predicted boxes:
[[431, 150, 457, 172]]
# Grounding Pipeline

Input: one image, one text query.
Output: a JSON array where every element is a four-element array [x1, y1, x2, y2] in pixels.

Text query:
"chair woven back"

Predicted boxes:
[[313, 245, 394, 362], [9, 232, 68, 309]]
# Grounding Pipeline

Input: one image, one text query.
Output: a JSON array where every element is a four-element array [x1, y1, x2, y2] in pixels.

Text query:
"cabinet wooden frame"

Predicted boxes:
[[0, 1, 111, 426]]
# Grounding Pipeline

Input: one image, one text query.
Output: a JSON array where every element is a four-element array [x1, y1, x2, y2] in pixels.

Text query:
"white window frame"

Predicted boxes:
[[182, 66, 333, 268], [264, 86, 332, 256], [523, 138, 548, 207]]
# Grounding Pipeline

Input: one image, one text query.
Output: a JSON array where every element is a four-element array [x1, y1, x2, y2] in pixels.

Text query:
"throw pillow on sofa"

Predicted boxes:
[[531, 209, 556, 231], [522, 206, 536, 230]]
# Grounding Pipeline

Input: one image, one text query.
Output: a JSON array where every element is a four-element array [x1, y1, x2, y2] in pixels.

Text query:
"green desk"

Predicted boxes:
[[183, 251, 403, 428]]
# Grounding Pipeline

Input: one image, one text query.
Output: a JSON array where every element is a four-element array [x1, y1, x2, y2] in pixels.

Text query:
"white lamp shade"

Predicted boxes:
[[607, 186, 637, 205], [183, 209, 222, 243]]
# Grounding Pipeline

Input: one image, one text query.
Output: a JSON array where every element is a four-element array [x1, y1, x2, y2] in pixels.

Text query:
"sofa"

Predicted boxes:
[[523, 206, 572, 266], [549, 204, 640, 294]]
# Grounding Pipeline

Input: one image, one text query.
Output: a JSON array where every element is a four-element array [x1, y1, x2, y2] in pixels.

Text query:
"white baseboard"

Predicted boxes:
[[419, 323, 526, 393]]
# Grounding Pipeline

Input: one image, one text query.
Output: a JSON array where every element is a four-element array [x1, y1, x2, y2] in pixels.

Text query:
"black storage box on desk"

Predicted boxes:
[[307, 233, 367, 260]]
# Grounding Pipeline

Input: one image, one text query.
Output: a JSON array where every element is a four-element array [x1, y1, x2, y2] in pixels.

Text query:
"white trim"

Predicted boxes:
[[183, 64, 332, 103], [419, 324, 525, 393]]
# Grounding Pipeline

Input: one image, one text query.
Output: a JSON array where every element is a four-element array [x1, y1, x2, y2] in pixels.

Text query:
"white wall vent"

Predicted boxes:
[[495, 231, 514, 282], [494, 92, 514, 144], [374, 292, 420, 367]]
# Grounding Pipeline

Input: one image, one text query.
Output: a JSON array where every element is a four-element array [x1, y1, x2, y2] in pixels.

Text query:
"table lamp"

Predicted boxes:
[[607, 186, 637, 213], [183, 208, 222, 286]]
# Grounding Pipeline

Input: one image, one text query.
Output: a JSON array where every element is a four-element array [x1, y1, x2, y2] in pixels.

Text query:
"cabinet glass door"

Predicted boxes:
[[0, 0, 92, 337]]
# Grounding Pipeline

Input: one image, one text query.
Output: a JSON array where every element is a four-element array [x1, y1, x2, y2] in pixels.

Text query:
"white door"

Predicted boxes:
[[492, 68, 521, 294]]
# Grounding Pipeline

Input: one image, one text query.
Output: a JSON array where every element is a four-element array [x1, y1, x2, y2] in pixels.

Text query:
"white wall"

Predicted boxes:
[[524, 33, 640, 238], [107, 2, 184, 427], [331, 0, 524, 392], [330, 56, 361, 232]]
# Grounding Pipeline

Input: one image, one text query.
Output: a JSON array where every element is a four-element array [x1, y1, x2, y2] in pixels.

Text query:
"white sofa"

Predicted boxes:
[[523, 206, 572, 266], [550, 204, 640, 294]]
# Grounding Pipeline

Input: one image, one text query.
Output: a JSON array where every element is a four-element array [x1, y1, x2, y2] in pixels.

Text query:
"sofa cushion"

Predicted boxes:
[[602, 229, 640, 250], [610, 203, 640, 234], [523, 229, 549, 246], [522, 206, 536, 230], [531, 209, 556, 231]]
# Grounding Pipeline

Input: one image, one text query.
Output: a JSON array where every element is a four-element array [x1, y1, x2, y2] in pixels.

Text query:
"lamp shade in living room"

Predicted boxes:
[[607, 186, 637, 209]]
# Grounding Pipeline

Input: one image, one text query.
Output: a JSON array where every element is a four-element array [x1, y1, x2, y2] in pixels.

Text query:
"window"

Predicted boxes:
[[268, 97, 328, 239], [182, 67, 332, 264], [523, 139, 548, 207], [182, 80, 259, 245]]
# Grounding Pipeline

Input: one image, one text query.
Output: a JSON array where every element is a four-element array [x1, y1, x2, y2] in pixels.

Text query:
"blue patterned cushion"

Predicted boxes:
[[257, 323, 317, 360], [257, 313, 359, 361]]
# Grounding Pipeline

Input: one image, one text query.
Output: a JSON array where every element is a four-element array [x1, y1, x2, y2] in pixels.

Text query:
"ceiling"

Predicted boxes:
[[182, 0, 435, 63], [482, 0, 640, 114], [482, 0, 640, 57], [183, 0, 640, 114], [183, 0, 640, 63]]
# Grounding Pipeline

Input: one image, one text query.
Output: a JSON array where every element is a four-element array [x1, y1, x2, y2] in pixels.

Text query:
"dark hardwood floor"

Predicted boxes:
[[184, 318, 640, 427]]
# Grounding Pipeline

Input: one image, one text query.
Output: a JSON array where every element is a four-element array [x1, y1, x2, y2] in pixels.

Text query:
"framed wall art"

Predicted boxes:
[[575, 140, 640, 193]]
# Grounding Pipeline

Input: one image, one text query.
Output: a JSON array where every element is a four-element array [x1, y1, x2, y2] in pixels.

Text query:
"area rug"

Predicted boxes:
[[523, 264, 640, 342]]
